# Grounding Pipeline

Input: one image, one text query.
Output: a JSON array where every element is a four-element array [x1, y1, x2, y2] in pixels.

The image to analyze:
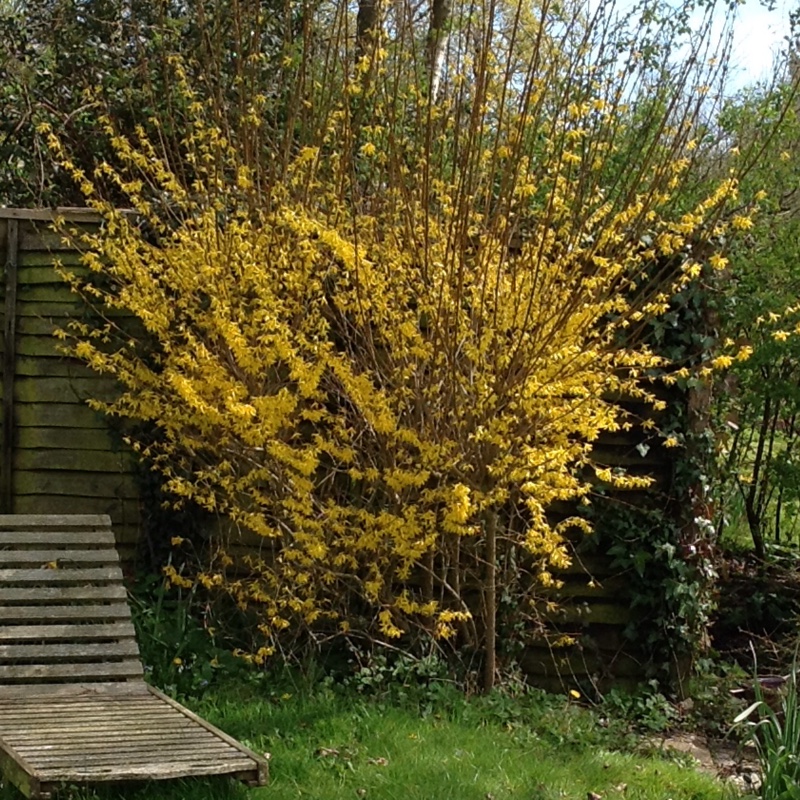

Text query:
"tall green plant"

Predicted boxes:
[[734, 654, 800, 800], [129, 573, 240, 698]]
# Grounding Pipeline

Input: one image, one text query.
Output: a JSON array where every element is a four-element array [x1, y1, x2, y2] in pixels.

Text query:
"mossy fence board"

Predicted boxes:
[[0, 208, 694, 690], [0, 210, 139, 559]]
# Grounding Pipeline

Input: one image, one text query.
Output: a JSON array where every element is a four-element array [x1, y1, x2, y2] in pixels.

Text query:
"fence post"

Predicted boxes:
[[2, 219, 19, 512]]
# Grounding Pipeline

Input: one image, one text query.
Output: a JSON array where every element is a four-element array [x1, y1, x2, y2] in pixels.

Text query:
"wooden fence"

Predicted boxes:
[[0, 207, 694, 690], [0, 209, 139, 557]]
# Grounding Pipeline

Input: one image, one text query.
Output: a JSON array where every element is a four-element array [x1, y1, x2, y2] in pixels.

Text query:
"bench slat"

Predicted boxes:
[[0, 550, 120, 567], [0, 515, 111, 529], [0, 663, 143, 682], [37, 760, 259, 782], [0, 605, 130, 622], [0, 568, 123, 583], [0, 623, 137, 642], [1, 712, 198, 726], [4, 729, 203, 745], [0, 531, 116, 546], [0, 586, 128, 603], [0, 642, 140, 661], [0, 704, 182, 719], [27, 747, 249, 768]]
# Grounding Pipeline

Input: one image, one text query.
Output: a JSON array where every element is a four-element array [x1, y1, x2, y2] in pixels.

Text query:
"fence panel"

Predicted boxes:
[[0, 211, 139, 559]]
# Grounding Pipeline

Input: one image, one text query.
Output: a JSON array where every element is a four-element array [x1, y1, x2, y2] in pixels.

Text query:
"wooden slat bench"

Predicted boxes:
[[0, 514, 268, 798]]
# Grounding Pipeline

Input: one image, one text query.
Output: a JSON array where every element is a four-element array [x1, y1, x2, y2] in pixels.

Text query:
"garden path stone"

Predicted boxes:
[[655, 733, 761, 793]]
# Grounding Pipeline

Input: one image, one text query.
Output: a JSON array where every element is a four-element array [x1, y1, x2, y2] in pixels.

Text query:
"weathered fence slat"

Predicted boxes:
[[2, 220, 19, 513]]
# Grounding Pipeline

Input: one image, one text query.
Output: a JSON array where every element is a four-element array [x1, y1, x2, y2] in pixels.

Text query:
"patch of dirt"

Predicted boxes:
[[653, 732, 761, 794], [711, 551, 800, 671]]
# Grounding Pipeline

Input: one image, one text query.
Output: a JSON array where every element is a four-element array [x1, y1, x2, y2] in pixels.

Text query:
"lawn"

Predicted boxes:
[[0, 675, 733, 800]]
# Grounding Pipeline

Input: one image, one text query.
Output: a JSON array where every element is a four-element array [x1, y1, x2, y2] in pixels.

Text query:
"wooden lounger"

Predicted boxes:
[[0, 514, 269, 798]]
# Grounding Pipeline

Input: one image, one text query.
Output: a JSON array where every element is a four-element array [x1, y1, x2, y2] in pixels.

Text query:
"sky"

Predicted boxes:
[[726, 0, 793, 88]]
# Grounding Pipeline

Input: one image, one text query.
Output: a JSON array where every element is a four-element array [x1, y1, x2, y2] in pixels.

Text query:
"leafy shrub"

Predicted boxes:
[[343, 648, 459, 713], [45, 0, 753, 684], [600, 682, 678, 734]]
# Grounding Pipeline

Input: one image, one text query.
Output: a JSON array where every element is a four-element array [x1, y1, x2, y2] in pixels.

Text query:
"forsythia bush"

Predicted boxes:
[[44, 0, 749, 679]]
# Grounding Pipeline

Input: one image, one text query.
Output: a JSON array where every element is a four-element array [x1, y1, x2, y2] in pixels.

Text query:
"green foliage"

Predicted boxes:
[[467, 686, 634, 754], [682, 661, 749, 738], [5, 0, 783, 693], [576, 252, 722, 679], [728, 546, 800, 633], [584, 499, 716, 679], [712, 545, 800, 678], [713, 74, 800, 555], [310, 649, 668, 755], [251, 685, 720, 800], [734, 654, 800, 800], [343, 649, 457, 711], [0, 0, 292, 206]]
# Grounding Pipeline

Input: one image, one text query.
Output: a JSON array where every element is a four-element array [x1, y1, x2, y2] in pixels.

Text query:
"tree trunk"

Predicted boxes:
[[427, 0, 451, 101], [482, 509, 497, 693], [775, 412, 798, 545], [745, 495, 766, 561], [746, 393, 772, 560], [357, 0, 380, 59]]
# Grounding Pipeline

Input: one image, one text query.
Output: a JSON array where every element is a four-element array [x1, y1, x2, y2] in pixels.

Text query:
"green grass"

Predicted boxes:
[[0, 677, 733, 800]]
